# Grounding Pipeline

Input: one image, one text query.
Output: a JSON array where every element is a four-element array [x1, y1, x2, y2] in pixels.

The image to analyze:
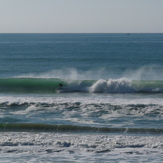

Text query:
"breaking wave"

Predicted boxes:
[[0, 77, 163, 93]]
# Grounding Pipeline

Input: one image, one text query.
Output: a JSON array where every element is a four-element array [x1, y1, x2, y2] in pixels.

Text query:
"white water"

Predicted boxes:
[[88, 78, 133, 93], [0, 93, 163, 129], [0, 132, 162, 163], [0, 93, 163, 106]]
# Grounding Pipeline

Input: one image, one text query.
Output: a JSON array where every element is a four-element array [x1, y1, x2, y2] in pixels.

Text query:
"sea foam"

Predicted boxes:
[[88, 78, 134, 93]]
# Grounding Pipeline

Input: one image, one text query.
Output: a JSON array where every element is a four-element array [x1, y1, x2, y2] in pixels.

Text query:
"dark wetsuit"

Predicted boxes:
[[58, 83, 63, 87]]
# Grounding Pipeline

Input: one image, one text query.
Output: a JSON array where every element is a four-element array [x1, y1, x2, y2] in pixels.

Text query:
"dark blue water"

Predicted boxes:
[[1, 33, 163, 78]]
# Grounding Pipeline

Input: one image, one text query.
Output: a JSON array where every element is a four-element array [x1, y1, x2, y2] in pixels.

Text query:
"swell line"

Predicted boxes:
[[0, 123, 162, 134]]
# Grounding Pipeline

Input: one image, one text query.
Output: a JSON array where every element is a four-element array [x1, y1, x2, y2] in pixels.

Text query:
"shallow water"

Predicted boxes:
[[0, 132, 162, 163]]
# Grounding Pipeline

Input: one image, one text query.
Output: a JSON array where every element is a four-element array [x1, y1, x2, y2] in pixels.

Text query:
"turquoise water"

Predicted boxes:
[[0, 34, 163, 162]]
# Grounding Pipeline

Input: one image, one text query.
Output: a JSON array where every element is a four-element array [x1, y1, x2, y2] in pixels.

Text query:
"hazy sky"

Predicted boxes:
[[0, 0, 163, 33]]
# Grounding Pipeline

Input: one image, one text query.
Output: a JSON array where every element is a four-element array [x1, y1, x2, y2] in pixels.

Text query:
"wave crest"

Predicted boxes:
[[88, 78, 133, 93]]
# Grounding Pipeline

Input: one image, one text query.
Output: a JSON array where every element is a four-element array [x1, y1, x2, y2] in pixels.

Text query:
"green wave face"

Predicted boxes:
[[132, 80, 163, 92], [1, 78, 163, 93], [0, 78, 67, 93], [0, 78, 95, 93]]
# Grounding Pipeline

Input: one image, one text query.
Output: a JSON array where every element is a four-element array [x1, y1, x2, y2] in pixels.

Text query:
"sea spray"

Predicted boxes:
[[123, 65, 163, 80], [16, 68, 109, 80]]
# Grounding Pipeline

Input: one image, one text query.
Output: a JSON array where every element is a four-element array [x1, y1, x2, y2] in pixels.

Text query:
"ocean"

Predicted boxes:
[[0, 33, 163, 162]]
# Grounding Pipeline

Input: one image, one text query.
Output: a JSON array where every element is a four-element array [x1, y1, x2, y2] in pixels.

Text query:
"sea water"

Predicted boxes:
[[0, 33, 163, 162]]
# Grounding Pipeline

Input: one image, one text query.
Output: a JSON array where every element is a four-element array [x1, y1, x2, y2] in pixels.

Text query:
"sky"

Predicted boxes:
[[0, 0, 163, 33]]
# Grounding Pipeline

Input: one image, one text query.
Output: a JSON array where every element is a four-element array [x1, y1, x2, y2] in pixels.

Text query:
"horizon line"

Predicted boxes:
[[0, 32, 163, 34]]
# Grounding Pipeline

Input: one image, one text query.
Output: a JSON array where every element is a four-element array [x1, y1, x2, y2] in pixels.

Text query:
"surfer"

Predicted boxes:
[[58, 83, 63, 88], [57, 83, 64, 92]]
